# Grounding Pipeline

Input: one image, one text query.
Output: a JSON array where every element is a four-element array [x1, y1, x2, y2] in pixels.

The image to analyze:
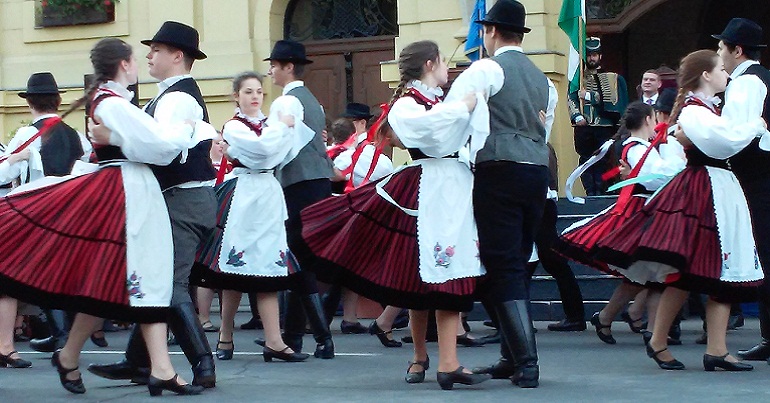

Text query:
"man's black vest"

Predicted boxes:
[[145, 77, 216, 190], [730, 64, 770, 184], [32, 118, 84, 176]]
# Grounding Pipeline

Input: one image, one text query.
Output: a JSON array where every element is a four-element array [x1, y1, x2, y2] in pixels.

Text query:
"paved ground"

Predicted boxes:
[[2, 314, 770, 402]]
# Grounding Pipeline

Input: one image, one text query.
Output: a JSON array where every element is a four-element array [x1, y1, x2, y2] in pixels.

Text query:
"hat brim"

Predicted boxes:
[[711, 34, 767, 48], [476, 19, 531, 33], [141, 40, 208, 59], [18, 90, 65, 99], [263, 57, 314, 65], [341, 113, 373, 119]]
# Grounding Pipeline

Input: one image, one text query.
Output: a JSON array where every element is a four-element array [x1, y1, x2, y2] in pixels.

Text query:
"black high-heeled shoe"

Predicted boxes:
[[405, 355, 429, 384], [263, 346, 310, 362], [436, 366, 491, 390], [369, 321, 402, 348], [51, 350, 85, 394], [0, 350, 31, 368], [147, 374, 204, 396], [645, 343, 685, 370], [90, 331, 108, 348], [621, 311, 644, 333], [703, 353, 753, 371], [216, 340, 234, 360], [590, 312, 616, 344]]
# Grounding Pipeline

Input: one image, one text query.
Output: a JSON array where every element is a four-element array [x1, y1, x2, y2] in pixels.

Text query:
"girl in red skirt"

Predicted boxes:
[[596, 49, 766, 371], [555, 101, 685, 344], [0, 38, 210, 395], [300, 40, 488, 389]]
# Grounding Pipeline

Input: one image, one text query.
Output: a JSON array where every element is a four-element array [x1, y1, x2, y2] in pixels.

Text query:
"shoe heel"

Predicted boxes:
[[263, 353, 273, 363], [148, 385, 162, 396], [437, 379, 454, 390]]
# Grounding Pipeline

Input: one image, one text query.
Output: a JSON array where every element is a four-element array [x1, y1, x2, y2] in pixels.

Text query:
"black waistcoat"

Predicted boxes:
[[729, 64, 770, 184], [145, 77, 216, 190], [32, 118, 84, 176]]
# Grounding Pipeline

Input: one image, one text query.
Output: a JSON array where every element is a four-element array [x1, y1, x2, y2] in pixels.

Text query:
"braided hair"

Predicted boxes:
[[62, 38, 133, 119]]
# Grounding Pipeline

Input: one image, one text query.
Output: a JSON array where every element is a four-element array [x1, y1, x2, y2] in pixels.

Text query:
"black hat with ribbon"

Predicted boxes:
[[142, 21, 207, 60], [341, 103, 373, 119], [18, 72, 64, 98], [712, 18, 767, 49], [264, 40, 314, 65], [475, 0, 530, 33]]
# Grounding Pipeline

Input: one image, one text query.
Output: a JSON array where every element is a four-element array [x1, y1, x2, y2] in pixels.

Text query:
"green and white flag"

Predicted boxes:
[[558, 0, 586, 94]]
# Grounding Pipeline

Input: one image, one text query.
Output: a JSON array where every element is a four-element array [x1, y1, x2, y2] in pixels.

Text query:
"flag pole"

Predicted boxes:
[[578, 13, 585, 112]]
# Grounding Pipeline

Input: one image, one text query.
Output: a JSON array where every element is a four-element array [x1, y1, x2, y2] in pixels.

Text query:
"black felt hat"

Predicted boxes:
[[712, 18, 766, 49], [18, 72, 64, 98], [475, 0, 530, 34], [654, 88, 677, 115], [341, 103, 373, 119], [264, 40, 313, 65], [142, 21, 207, 60]]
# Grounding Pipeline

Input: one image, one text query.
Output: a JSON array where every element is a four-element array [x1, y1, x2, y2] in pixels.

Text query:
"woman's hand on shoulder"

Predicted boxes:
[[88, 117, 112, 145], [462, 92, 478, 112], [7, 148, 31, 164]]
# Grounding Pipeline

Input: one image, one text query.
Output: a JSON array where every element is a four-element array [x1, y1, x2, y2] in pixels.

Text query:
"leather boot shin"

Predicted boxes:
[[281, 290, 307, 353], [125, 325, 151, 368], [302, 293, 335, 358], [495, 300, 539, 388], [168, 302, 215, 387]]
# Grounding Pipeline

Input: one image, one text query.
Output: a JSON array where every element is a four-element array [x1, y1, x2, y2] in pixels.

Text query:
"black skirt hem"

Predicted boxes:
[[191, 263, 298, 293], [0, 274, 168, 323], [308, 258, 475, 312]]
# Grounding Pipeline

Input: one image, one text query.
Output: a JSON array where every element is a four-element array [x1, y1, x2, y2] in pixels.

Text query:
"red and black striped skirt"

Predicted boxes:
[[300, 166, 477, 312], [0, 168, 166, 322], [595, 167, 760, 301], [553, 195, 648, 275]]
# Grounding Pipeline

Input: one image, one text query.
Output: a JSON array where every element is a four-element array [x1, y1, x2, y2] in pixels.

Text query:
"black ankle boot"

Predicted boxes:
[[168, 303, 216, 388], [495, 300, 539, 388], [738, 301, 770, 361], [302, 293, 335, 359]]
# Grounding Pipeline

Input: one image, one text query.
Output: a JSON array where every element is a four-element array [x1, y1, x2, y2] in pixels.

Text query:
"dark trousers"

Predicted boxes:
[[283, 178, 332, 294], [526, 199, 585, 321], [473, 162, 549, 303], [165, 187, 218, 305], [742, 180, 770, 303], [574, 125, 615, 196]]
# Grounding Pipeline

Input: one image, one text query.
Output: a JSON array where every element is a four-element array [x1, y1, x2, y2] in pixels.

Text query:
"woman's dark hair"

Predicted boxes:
[[617, 100, 654, 137], [63, 38, 133, 119], [388, 40, 441, 106], [669, 49, 720, 124]]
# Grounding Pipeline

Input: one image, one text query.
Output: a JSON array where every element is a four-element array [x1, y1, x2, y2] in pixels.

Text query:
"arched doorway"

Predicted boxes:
[[284, 0, 398, 120], [587, 0, 770, 98]]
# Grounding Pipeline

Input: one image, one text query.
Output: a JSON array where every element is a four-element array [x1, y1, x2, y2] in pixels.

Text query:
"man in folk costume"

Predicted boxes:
[[568, 37, 628, 195], [450, 0, 549, 388], [3, 72, 84, 354], [712, 18, 770, 362], [88, 21, 218, 388], [265, 40, 336, 359]]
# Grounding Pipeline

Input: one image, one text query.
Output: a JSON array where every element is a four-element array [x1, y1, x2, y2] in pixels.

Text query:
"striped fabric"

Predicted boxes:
[[0, 168, 165, 321], [300, 166, 477, 311]]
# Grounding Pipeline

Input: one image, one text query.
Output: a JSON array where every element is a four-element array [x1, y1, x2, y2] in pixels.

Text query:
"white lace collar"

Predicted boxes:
[[687, 91, 721, 108], [100, 81, 134, 100], [407, 80, 444, 100], [234, 107, 266, 124]]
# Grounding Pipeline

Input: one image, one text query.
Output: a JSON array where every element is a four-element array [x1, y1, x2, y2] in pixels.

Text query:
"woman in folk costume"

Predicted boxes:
[[554, 101, 685, 345], [300, 40, 489, 390], [194, 71, 312, 363], [596, 49, 766, 371], [0, 38, 214, 396]]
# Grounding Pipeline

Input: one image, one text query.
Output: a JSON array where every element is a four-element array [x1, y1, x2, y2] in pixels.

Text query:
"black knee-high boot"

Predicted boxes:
[[302, 293, 335, 359], [472, 299, 515, 378], [738, 300, 770, 360], [495, 300, 539, 388], [322, 284, 343, 326], [168, 302, 216, 388], [282, 290, 307, 353], [86, 325, 150, 383]]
